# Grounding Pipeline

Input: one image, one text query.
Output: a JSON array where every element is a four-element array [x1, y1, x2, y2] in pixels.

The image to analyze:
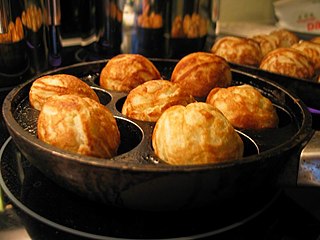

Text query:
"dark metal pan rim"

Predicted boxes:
[[229, 62, 319, 83], [3, 88, 311, 172], [0, 137, 283, 240], [3, 106, 311, 173], [2, 59, 313, 172]]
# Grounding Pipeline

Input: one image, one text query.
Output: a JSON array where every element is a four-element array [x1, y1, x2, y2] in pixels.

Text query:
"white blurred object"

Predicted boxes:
[[219, 22, 278, 38], [121, 0, 135, 53], [274, 0, 320, 35]]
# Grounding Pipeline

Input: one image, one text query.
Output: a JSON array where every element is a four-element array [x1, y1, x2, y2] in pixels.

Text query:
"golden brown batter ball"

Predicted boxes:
[[171, 52, 232, 98], [29, 74, 99, 111], [211, 36, 263, 66], [310, 36, 320, 44], [251, 34, 280, 57], [100, 54, 161, 92], [122, 80, 195, 122], [152, 102, 244, 165], [291, 40, 320, 71], [269, 29, 299, 48], [37, 95, 120, 158], [259, 48, 315, 79], [206, 84, 279, 129]]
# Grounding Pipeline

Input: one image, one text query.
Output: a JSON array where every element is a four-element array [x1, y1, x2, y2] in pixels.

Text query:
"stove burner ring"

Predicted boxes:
[[0, 137, 281, 239]]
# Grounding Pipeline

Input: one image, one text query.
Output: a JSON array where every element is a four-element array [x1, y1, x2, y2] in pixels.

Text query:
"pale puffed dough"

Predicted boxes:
[[29, 74, 99, 111], [171, 52, 232, 98], [152, 102, 244, 165], [206, 84, 279, 129], [211, 36, 263, 66], [37, 95, 120, 158], [100, 54, 161, 92], [259, 48, 315, 79], [122, 80, 195, 122]]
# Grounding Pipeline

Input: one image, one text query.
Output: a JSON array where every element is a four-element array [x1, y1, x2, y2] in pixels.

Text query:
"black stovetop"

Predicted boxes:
[[1, 46, 320, 240]]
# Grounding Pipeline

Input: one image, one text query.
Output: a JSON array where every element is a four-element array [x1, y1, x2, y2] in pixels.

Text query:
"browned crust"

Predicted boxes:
[[291, 40, 320, 71], [171, 52, 232, 98], [152, 102, 244, 165], [122, 80, 195, 122], [99, 54, 161, 92], [211, 36, 262, 66], [270, 29, 299, 48], [259, 47, 315, 79], [311, 36, 320, 44], [29, 74, 99, 111], [206, 84, 279, 129], [37, 95, 120, 158], [251, 34, 280, 57]]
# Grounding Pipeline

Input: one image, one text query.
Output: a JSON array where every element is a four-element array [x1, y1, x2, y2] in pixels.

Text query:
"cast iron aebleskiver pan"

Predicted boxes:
[[2, 59, 314, 211]]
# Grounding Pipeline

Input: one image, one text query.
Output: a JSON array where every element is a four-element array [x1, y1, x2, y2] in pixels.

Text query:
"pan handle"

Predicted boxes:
[[297, 131, 320, 186]]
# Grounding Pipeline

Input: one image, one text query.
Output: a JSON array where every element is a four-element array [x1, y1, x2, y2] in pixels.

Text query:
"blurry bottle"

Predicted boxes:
[[132, 0, 166, 57], [94, 0, 125, 58], [121, 0, 135, 53], [59, 0, 97, 47], [165, 0, 220, 59], [0, 0, 29, 87], [204, 0, 220, 51], [44, 0, 62, 67], [23, 0, 49, 74]]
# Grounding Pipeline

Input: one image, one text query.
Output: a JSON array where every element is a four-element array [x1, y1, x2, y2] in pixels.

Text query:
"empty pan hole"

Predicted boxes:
[[115, 96, 126, 113], [93, 75, 100, 85], [274, 105, 292, 128], [116, 117, 143, 155], [237, 131, 259, 157], [92, 87, 112, 105]]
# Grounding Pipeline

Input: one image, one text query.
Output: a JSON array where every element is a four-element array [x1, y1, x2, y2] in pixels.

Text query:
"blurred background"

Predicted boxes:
[[220, 0, 276, 24], [1, 0, 318, 89]]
